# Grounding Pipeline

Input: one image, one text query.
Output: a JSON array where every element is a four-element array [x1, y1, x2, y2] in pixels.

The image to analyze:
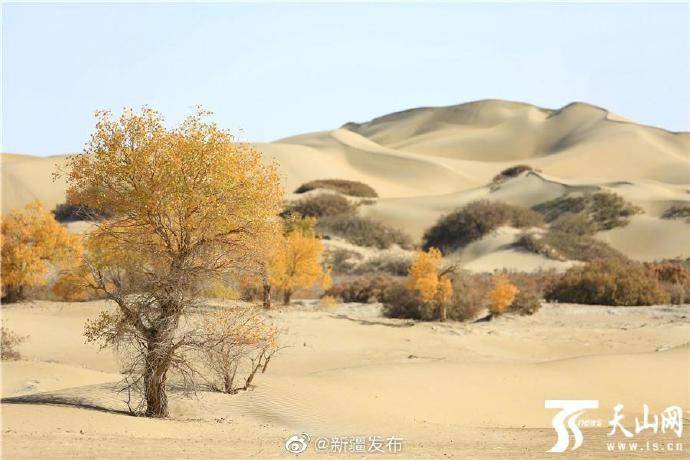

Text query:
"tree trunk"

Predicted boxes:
[[438, 302, 447, 322], [283, 289, 292, 305], [262, 279, 272, 309], [144, 337, 170, 417]]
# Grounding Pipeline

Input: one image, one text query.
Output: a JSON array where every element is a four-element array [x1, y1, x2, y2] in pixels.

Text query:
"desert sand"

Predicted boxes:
[[2, 300, 689, 458], [3, 100, 689, 269]]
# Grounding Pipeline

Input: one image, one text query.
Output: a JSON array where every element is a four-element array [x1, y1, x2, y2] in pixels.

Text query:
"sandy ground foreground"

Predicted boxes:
[[1, 300, 689, 459]]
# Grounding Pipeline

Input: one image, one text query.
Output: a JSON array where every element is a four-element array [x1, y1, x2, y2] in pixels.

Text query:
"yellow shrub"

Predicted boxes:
[[52, 271, 100, 302], [406, 248, 453, 321]]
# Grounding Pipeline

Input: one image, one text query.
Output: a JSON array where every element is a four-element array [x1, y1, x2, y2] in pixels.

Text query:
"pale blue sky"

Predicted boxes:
[[2, 2, 689, 156]]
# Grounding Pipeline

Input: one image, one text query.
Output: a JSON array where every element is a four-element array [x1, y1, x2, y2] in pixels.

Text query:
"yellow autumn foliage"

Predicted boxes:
[[406, 248, 453, 321], [488, 273, 519, 316], [1, 201, 82, 302]]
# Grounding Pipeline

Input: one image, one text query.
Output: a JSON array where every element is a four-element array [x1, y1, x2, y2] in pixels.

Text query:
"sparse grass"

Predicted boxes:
[[533, 191, 641, 231], [422, 200, 544, 254], [295, 179, 378, 198], [317, 215, 413, 249]]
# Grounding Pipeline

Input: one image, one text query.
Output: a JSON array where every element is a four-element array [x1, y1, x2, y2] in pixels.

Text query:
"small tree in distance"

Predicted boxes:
[[406, 248, 453, 321], [66, 107, 283, 417], [488, 273, 519, 317], [1, 201, 82, 303], [270, 214, 330, 305]]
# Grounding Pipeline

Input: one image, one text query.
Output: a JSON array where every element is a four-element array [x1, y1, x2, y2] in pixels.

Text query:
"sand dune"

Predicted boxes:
[[2, 300, 688, 458], [2, 99, 689, 267]]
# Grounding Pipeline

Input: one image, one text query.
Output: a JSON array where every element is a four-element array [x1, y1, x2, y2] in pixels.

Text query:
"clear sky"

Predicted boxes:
[[2, 2, 689, 156]]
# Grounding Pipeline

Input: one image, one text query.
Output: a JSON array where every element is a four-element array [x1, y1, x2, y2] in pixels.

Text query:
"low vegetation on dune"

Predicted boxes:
[[422, 200, 544, 254], [294, 179, 378, 198], [491, 164, 540, 185], [661, 204, 690, 223], [317, 214, 413, 250], [283, 193, 356, 218], [533, 191, 642, 231], [517, 204, 628, 262], [325, 274, 394, 303], [545, 258, 669, 306]]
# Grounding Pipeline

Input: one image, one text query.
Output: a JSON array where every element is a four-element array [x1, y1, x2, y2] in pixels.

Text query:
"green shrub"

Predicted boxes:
[[317, 215, 413, 249], [325, 275, 395, 303], [283, 194, 356, 218], [533, 191, 641, 231], [295, 179, 378, 198], [545, 259, 669, 306], [422, 200, 544, 254], [661, 204, 690, 223], [492, 165, 540, 184]]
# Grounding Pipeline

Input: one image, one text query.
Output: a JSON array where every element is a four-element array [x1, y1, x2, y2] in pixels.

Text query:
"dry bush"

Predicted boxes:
[[645, 260, 690, 305], [284, 194, 356, 218], [324, 274, 394, 303], [517, 229, 625, 262], [317, 215, 413, 250], [1, 326, 27, 360], [492, 165, 540, 184], [199, 307, 278, 394], [545, 258, 669, 306], [294, 179, 378, 198], [353, 252, 412, 276], [488, 274, 519, 316], [323, 247, 364, 274], [661, 204, 690, 223], [533, 191, 641, 231], [422, 200, 544, 254], [52, 202, 109, 223], [381, 283, 433, 320], [509, 290, 542, 315]]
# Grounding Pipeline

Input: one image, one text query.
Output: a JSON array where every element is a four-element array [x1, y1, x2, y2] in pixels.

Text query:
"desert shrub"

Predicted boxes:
[[353, 252, 412, 276], [488, 274, 519, 316], [509, 290, 541, 315], [284, 194, 356, 218], [422, 200, 544, 254], [317, 215, 413, 249], [533, 191, 641, 231], [324, 275, 394, 303], [324, 247, 364, 274], [550, 212, 596, 236], [661, 204, 690, 223], [517, 228, 625, 262], [446, 271, 491, 321], [645, 260, 690, 305], [295, 179, 378, 198], [52, 202, 109, 223], [492, 165, 540, 184], [51, 271, 102, 302], [381, 283, 433, 320], [1, 326, 27, 360], [545, 258, 669, 306]]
